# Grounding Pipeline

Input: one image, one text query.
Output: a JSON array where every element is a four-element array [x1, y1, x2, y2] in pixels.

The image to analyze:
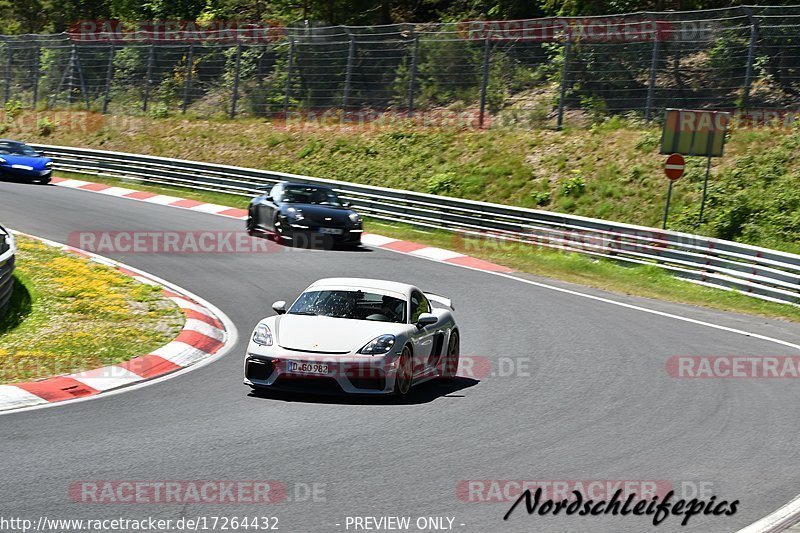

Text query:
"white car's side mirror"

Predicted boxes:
[[272, 300, 287, 314], [416, 313, 437, 328]]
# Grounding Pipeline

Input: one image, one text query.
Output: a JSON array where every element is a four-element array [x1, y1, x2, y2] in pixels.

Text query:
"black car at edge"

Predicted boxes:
[[247, 182, 363, 247]]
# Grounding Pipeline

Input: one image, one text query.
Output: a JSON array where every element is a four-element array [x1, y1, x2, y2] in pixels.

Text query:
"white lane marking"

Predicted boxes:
[[94, 186, 140, 197], [54, 179, 92, 188], [184, 318, 225, 341], [151, 341, 213, 367], [0, 386, 48, 412], [410, 247, 465, 261], [190, 203, 231, 214], [141, 194, 184, 205], [69, 366, 143, 391], [361, 234, 399, 246]]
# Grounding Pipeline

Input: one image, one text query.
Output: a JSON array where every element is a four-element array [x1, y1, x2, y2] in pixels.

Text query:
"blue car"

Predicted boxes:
[[0, 140, 53, 184]]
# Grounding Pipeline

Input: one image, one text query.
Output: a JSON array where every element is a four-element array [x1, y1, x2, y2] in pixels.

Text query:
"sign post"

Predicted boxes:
[[662, 153, 685, 229], [660, 109, 730, 224]]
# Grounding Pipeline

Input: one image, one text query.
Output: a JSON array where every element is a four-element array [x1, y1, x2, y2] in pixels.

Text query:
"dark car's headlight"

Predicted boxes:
[[252, 323, 273, 346], [287, 207, 304, 221], [0, 157, 7, 164], [349, 213, 361, 224], [45, 161, 52, 167], [358, 334, 395, 355]]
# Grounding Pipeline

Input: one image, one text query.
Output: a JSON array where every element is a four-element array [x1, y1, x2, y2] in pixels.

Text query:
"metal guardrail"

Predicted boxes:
[[32, 143, 800, 307], [0, 224, 16, 316]]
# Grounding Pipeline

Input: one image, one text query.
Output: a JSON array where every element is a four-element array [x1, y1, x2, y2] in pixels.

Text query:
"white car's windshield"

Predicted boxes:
[[288, 290, 406, 323], [278, 185, 342, 207]]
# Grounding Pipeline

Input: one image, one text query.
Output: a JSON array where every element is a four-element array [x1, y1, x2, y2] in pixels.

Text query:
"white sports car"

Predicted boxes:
[[244, 278, 459, 396]]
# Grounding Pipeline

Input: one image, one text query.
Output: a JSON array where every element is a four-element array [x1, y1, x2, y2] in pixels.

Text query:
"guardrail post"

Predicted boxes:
[[182, 44, 195, 114], [102, 44, 115, 114], [478, 35, 491, 128], [343, 36, 355, 111], [741, 15, 759, 109], [142, 44, 154, 112], [645, 19, 660, 121], [283, 38, 295, 115], [407, 34, 419, 118], [230, 42, 242, 118], [557, 31, 572, 130], [32, 45, 40, 109]]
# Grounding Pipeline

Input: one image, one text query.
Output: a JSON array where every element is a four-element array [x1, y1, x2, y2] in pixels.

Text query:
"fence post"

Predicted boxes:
[[4, 42, 11, 104], [66, 46, 75, 106], [102, 45, 115, 114], [741, 15, 759, 109], [230, 42, 242, 118], [342, 36, 355, 110], [143, 44, 154, 112], [645, 19, 661, 121], [557, 31, 572, 130], [478, 35, 491, 128], [32, 45, 40, 109], [407, 34, 419, 118], [283, 38, 295, 115], [181, 44, 195, 114], [73, 45, 90, 109]]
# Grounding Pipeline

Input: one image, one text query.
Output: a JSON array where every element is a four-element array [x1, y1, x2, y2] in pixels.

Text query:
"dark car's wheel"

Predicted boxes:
[[246, 210, 257, 235], [441, 330, 460, 379], [272, 214, 288, 244], [393, 346, 413, 396]]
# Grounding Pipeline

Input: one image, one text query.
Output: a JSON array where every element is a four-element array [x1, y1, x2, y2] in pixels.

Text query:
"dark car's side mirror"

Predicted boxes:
[[272, 300, 287, 314], [342, 202, 351, 208], [416, 313, 438, 328]]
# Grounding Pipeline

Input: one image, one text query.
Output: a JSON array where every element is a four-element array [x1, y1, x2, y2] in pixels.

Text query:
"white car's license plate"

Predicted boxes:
[[317, 228, 343, 235], [287, 361, 329, 375]]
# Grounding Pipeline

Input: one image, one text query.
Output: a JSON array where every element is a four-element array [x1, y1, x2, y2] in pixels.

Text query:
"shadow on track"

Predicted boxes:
[[246, 377, 479, 406]]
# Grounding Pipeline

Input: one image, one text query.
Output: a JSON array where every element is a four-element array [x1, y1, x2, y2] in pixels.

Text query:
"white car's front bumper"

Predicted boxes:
[[243, 345, 401, 395]]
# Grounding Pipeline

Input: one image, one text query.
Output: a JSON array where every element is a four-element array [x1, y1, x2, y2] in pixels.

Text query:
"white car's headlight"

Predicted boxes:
[[349, 213, 361, 224], [358, 334, 395, 355], [252, 323, 273, 346]]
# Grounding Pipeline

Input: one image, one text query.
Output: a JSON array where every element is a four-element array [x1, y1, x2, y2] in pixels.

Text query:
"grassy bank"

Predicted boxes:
[[0, 236, 184, 384], [53, 170, 800, 323], [15, 110, 800, 254]]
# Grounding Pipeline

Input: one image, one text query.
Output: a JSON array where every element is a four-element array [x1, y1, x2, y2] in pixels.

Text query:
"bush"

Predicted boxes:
[[562, 175, 586, 196], [36, 117, 55, 136]]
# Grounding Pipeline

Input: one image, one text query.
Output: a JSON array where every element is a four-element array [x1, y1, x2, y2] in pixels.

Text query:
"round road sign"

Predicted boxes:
[[664, 153, 685, 181]]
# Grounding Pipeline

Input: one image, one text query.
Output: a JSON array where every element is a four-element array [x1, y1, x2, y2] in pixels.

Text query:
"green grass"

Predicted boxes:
[[53, 170, 800, 323], [0, 236, 184, 384]]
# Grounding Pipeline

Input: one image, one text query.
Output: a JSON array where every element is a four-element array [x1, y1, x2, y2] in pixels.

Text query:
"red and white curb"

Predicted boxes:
[[49, 177, 514, 274], [0, 231, 237, 413]]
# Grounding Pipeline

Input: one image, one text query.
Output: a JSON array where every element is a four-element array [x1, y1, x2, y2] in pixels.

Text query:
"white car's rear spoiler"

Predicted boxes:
[[424, 292, 453, 310]]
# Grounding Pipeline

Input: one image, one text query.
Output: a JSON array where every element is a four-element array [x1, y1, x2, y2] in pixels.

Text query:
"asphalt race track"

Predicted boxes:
[[2, 179, 800, 533]]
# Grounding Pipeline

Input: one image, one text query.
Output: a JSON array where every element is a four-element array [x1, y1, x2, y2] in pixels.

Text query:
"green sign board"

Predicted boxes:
[[660, 109, 730, 157]]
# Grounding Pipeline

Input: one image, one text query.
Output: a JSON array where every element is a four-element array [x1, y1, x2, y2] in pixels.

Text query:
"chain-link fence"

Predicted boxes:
[[2, 6, 800, 128]]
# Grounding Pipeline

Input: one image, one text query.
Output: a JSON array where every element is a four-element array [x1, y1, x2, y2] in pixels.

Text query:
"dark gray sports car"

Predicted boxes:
[[246, 182, 363, 247]]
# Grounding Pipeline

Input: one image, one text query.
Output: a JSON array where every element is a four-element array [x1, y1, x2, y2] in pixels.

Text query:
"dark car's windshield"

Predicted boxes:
[[0, 142, 38, 156], [288, 290, 406, 323], [277, 185, 342, 207]]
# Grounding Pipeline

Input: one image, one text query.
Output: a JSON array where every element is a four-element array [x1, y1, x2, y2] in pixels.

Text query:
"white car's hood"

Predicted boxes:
[[274, 314, 408, 353]]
